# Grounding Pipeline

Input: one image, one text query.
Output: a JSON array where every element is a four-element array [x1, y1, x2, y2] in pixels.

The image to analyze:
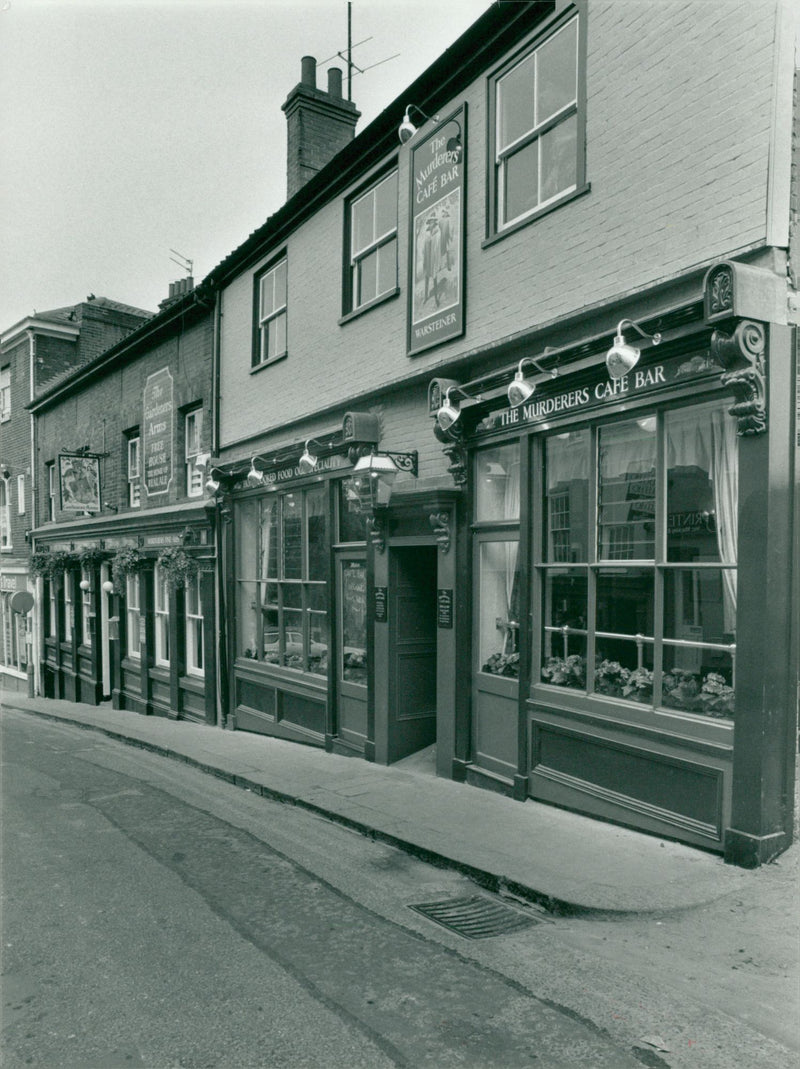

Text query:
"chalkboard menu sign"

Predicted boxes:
[[437, 589, 453, 628], [374, 587, 388, 623]]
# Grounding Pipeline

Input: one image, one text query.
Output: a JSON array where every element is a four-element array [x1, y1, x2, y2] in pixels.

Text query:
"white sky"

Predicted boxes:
[[0, 0, 491, 327]]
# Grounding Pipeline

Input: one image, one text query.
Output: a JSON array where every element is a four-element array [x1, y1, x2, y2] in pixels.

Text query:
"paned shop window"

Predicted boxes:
[[538, 399, 738, 720], [1, 592, 27, 673], [253, 257, 287, 368], [154, 564, 169, 666], [490, 13, 582, 235], [185, 572, 204, 677], [345, 169, 398, 313], [475, 444, 521, 679], [236, 486, 329, 675], [126, 573, 141, 660]]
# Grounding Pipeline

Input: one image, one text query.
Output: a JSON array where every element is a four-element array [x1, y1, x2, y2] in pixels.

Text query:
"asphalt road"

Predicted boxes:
[[1, 712, 642, 1069]]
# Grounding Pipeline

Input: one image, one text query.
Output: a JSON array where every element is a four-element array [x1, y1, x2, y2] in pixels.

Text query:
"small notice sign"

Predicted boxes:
[[437, 589, 453, 629], [374, 587, 388, 623]]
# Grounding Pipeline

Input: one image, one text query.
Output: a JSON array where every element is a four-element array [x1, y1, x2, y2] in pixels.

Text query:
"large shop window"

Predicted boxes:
[[236, 486, 329, 676], [126, 574, 141, 660], [539, 399, 738, 720], [475, 444, 521, 679], [490, 13, 582, 235], [345, 169, 398, 314], [154, 565, 169, 666]]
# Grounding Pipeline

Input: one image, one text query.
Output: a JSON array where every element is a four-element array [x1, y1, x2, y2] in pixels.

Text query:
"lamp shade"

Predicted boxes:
[[436, 392, 461, 431], [507, 371, 536, 407], [606, 333, 641, 380], [352, 454, 399, 510]]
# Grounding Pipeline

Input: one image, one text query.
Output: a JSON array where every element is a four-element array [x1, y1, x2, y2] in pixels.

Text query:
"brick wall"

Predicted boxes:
[[34, 335, 79, 391], [0, 339, 32, 559], [35, 311, 213, 524], [219, 0, 777, 474]]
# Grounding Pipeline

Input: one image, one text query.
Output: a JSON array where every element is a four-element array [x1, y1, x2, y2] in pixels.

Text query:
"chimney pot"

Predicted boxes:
[[327, 67, 343, 99], [300, 55, 316, 88]]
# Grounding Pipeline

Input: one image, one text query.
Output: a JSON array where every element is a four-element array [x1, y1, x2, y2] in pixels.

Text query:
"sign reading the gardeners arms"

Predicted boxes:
[[143, 367, 174, 497]]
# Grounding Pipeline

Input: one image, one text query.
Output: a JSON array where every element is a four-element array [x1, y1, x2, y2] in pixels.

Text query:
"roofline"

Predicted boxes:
[[203, 1, 550, 289], [1, 317, 81, 351], [28, 289, 213, 413]]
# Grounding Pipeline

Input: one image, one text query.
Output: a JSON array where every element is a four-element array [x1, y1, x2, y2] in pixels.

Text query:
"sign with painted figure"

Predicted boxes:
[[58, 453, 101, 512], [407, 105, 466, 356], [143, 367, 174, 497]]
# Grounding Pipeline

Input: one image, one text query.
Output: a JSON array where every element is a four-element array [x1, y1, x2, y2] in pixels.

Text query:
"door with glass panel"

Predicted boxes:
[[336, 555, 368, 749], [471, 444, 521, 781]]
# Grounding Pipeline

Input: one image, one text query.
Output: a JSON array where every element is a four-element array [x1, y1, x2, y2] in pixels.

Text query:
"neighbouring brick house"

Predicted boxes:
[[199, 0, 797, 866], [1, 297, 151, 693], [28, 282, 218, 723]]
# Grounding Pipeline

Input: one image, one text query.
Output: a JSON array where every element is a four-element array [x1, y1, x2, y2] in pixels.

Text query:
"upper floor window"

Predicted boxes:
[[253, 257, 287, 368], [490, 13, 582, 236], [185, 408, 204, 497], [0, 365, 10, 422], [345, 170, 398, 313], [47, 461, 56, 521], [127, 433, 141, 507], [16, 474, 25, 515], [0, 479, 9, 549]]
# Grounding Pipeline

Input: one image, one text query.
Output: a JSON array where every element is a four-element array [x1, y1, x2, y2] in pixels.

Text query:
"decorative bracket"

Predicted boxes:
[[366, 514, 386, 553], [429, 511, 451, 553], [710, 319, 767, 436]]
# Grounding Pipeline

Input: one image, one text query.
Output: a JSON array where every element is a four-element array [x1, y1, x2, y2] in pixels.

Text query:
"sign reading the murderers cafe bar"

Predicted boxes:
[[474, 351, 725, 436], [407, 105, 466, 357], [143, 367, 174, 497]]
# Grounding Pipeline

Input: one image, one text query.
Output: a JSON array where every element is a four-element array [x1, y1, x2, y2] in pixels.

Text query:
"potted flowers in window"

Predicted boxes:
[[541, 654, 586, 688], [622, 666, 654, 704], [481, 651, 520, 678], [594, 659, 631, 697], [156, 547, 198, 590]]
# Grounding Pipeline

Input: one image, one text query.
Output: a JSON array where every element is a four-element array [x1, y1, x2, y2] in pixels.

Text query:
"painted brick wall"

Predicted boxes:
[[220, 0, 777, 463], [35, 312, 213, 524]]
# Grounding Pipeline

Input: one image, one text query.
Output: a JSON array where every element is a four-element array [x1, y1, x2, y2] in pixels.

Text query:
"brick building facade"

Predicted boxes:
[[1, 298, 151, 692], [200, 0, 797, 865], [28, 291, 217, 722]]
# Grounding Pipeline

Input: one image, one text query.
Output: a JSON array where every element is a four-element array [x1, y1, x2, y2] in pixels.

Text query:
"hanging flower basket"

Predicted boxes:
[[156, 547, 198, 590], [111, 547, 144, 594], [78, 546, 107, 570], [31, 550, 78, 580]]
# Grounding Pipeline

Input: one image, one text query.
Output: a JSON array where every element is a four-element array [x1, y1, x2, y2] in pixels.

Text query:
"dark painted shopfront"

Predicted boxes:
[[429, 261, 797, 864], [34, 504, 216, 724]]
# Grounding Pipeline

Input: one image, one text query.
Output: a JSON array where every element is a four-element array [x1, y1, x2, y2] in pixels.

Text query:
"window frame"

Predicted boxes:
[[47, 461, 56, 522], [80, 568, 93, 649], [16, 474, 25, 515], [484, 5, 588, 245], [184, 407, 204, 498], [0, 365, 10, 422], [342, 166, 399, 318], [252, 254, 288, 370], [153, 564, 170, 667], [185, 571, 204, 677], [533, 397, 738, 726], [127, 433, 141, 508], [0, 478, 10, 549], [126, 573, 141, 660]]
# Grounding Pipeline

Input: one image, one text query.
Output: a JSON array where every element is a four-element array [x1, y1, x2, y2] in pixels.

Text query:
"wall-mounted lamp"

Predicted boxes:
[[297, 441, 317, 475], [103, 501, 118, 513], [102, 580, 114, 594], [350, 450, 418, 513], [204, 473, 221, 494], [436, 387, 465, 432], [398, 104, 438, 144], [507, 356, 558, 407], [606, 320, 662, 380], [246, 457, 265, 487], [79, 578, 91, 592]]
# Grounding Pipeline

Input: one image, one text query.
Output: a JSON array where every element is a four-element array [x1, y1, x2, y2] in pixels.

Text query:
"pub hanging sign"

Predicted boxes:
[[407, 104, 466, 357]]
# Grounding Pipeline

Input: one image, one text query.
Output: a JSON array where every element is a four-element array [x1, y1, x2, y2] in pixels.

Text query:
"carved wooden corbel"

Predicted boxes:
[[710, 319, 767, 436], [365, 515, 386, 553], [429, 511, 451, 553]]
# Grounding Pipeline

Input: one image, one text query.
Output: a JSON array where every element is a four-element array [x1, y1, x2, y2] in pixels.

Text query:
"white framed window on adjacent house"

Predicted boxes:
[[154, 564, 170, 667], [0, 365, 10, 422], [253, 257, 287, 368], [127, 434, 141, 507], [185, 572, 204, 676], [185, 407, 204, 497], [0, 479, 10, 549], [47, 461, 56, 521], [126, 573, 141, 660]]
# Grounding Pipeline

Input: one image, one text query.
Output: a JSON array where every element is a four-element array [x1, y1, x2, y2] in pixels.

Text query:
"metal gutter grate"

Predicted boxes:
[[408, 894, 540, 939]]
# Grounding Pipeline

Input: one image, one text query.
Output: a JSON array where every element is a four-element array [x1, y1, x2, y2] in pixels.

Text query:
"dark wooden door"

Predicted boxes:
[[387, 546, 437, 763]]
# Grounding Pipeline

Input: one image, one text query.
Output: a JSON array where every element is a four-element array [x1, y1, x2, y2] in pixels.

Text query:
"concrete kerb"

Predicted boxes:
[[1, 698, 738, 920]]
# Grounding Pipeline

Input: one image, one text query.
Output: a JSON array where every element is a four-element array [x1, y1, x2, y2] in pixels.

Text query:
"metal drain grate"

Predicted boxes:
[[408, 894, 539, 939]]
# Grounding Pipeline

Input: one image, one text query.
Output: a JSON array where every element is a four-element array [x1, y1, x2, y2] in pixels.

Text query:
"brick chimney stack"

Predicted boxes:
[[282, 57, 360, 200]]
